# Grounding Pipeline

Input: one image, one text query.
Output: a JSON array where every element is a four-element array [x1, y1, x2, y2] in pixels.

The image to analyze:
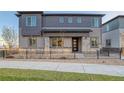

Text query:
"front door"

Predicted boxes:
[[72, 38, 79, 52]]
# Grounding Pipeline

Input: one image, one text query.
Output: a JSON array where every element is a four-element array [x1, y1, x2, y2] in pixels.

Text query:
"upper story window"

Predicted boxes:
[[92, 17, 100, 27], [26, 16, 37, 27], [68, 17, 73, 23], [59, 17, 64, 23], [77, 17, 82, 23], [106, 24, 110, 31]]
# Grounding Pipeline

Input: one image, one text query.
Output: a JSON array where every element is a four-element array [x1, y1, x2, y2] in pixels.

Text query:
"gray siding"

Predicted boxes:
[[20, 14, 42, 36], [19, 14, 102, 36], [102, 29, 120, 48], [119, 17, 124, 28], [102, 18, 119, 32], [43, 16, 101, 27]]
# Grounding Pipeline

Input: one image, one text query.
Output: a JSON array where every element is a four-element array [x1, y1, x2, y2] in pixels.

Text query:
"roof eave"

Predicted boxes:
[[102, 15, 124, 25], [43, 14, 105, 17], [17, 11, 43, 14]]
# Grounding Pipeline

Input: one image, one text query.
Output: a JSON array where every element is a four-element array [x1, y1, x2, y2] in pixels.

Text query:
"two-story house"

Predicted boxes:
[[102, 15, 124, 49], [16, 11, 104, 54]]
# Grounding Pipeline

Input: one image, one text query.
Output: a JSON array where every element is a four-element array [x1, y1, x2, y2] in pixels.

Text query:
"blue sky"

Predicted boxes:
[[0, 11, 18, 35], [0, 11, 124, 36]]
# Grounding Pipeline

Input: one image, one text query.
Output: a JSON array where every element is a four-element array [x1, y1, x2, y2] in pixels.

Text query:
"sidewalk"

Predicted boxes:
[[0, 60, 124, 76]]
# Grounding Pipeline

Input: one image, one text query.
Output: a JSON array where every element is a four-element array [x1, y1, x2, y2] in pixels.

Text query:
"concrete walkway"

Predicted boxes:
[[0, 60, 124, 76]]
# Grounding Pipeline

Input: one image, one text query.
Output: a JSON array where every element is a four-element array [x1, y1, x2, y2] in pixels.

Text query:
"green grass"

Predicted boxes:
[[0, 68, 124, 81]]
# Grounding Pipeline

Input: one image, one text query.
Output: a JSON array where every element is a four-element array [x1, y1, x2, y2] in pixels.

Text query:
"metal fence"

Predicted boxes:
[[0, 48, 122, 59]]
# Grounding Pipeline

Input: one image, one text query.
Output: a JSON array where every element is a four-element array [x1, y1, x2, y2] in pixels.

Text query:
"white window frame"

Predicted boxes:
[[93, 17, 99, 27], [26, 16, 37, 27], [106, 24, 110, 31], [90, 37, 98, 48], [77, 17, 82, 23], [50, 37, 64, 48], [68, 17, 73, 23], [59, 17, 64, 23]]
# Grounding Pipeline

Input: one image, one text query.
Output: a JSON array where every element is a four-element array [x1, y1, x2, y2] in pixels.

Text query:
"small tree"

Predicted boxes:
[[1, 26, 17, 49]]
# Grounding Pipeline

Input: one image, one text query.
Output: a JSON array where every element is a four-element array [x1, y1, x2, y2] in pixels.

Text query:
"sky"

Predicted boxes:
[[0, 11, 124, 46], [0, 11, 18, 36]]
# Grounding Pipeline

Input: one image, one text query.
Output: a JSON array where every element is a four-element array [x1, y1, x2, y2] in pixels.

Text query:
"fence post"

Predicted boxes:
[[26, 49, 28, 59], [108, 51, 110, 56], [97, 50, 99, 59], [74, 52, 76, 59], [50, 50, 51, 59], [3, 50, 5, 59], [120, 48, 122, 60]]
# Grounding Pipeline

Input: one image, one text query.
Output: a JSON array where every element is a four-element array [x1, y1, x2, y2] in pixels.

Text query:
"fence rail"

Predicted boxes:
[[0, 48, 122, 59]]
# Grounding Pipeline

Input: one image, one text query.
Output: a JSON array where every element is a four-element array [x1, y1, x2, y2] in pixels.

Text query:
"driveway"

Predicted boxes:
[[0, 60, 124, 76]]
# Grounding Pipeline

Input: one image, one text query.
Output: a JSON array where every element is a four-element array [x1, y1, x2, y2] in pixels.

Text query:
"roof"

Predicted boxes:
[[42, 27, 92, 33], [17, 11, 43, 14], [43, 13, 105, 16], [102, 15, 124, 25], [16, 11, 105, 17], [16, 11, 43, 17]]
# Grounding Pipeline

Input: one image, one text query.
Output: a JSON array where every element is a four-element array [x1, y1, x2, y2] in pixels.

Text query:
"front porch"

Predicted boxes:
[[43, 36, 99, 53]]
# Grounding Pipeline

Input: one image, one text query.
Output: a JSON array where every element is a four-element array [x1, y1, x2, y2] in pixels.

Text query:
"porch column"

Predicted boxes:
[[82, 37, 90, 52], [44, 37, 50, 52]]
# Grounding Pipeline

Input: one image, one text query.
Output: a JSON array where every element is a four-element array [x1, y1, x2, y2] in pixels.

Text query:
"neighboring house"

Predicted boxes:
[[102, 15, 124, 49], [16, 11, 104, 53]]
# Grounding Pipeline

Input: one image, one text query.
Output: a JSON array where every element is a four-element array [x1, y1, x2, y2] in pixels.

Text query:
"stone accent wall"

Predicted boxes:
[[82, 36, 101, 52], [82, 37, 90, 52], [120, 32, 124, 57], [44, 37, 50, 52], [64, 37, 72, 48], [120, 32, 124, 48], [37, 37, 44, 49], [19, 35, 28, 48]]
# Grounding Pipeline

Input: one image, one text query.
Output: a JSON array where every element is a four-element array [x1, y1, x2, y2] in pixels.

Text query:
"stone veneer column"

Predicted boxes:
[[44, 37, 50, 53], [82, 37, 90, 52]]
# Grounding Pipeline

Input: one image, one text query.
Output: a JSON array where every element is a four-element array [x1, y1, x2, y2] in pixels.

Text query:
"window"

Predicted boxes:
[[68, 17, 73, 23], [77, 17, 82, 23], [29, 37, 37, 48], [26, 16, 37, 26], [106, 24, 110, 31], [92, 17, 99, 27], [59, 17, 64, 23], [106, 39, 111, 47], [90, 37, 98, 48], [50, 37, 64, 48]]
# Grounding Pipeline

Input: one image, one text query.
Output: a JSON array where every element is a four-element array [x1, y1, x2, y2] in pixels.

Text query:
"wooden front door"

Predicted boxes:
[[72, 38, 79, 52]]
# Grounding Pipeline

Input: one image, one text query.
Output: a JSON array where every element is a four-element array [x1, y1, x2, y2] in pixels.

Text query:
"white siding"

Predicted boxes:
[[102, 29, 120, 48]]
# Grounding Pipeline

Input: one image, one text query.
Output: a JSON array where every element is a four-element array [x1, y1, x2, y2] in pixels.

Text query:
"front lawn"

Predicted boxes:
[[0, 68, 124, 81]]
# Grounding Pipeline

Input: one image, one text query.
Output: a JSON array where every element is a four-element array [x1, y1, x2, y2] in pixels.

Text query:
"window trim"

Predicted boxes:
[[29, 37, 37, 48], [106, 39, 111, 47], [50, 37, 64, 48], [106, 24, 110, 31], [59, 17, 64, 24], [67, 17, 73, 24], [26, 16, 37, 27], [90, 37, 98, 48], [92, 17, 100, 28], [77, 17, 82, 23]]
